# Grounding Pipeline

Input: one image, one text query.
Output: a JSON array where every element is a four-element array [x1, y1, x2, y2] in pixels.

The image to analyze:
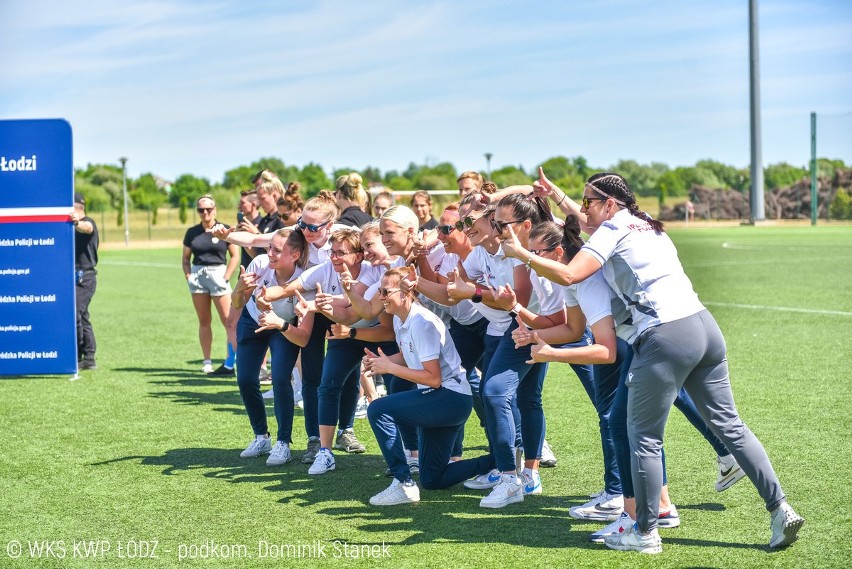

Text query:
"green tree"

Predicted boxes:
[[829, 189, 852, 220], [299, 163, 332, 198], [129, 173, 168, 224], [222, 158, 297, 190], [76, 163, 126, 225], [612, 160, 667, 197], [696, 159, 747, 190], [764, 162, 807, 190], [535, 156, 575, 181], [491, 166, 531, 188], [171, 174, 211, 223]]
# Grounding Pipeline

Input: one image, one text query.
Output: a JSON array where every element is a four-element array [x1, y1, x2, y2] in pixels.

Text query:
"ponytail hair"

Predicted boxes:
[[496, 192, 552, 225], [275, 228, 309, 269], [586, 172, 664, 233], [303, 190, 341, 224], [530, 218, 584, 262], [336, 172, 370, 213]]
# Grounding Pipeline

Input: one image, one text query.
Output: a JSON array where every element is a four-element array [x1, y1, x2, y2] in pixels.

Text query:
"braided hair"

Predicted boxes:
[[586, 172, 664, 233]]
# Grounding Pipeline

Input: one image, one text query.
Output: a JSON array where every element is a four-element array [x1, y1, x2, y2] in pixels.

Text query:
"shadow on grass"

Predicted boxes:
[[678, 502, 726, 512], [89, 446, 769, 551]]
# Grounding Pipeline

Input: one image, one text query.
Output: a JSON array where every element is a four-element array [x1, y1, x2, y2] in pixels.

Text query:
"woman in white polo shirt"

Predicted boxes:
[[503, 172, 804, 554], [364, 267, 495, 506]]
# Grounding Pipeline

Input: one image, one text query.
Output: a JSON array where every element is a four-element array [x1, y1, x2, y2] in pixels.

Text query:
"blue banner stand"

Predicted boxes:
[[0, 119, 78, 377]]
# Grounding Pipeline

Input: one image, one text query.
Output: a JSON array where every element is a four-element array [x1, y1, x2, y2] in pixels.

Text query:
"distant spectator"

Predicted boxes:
[[182, 195, 240, 375], [410, 190, 438, 231], [372, 191, 394, 218], [457, 171, 484, 196], [278, 182, 305, 227], [335, 172, 373, 228]]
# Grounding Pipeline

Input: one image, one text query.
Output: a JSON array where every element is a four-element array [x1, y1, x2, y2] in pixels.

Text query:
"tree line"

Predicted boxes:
[[74, 155, 850, 224]]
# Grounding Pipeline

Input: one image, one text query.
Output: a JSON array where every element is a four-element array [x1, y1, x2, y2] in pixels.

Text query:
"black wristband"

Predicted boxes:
[[348, 327, 357, 339], [280, 321, 290, 333]]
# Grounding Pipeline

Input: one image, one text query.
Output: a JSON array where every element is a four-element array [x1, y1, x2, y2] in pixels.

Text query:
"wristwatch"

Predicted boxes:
[[280, 321, 290, 333], [349, 327, 357, 339], [471, 285, 483, 303]]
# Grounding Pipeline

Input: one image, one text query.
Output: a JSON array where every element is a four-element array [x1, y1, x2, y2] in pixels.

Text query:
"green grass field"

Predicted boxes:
[[2, 225, 851, 568]]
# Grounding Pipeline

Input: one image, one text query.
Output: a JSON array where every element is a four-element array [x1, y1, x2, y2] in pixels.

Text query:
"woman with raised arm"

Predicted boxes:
[[502, 172, 803, 553], [231, 228, 315, 465]]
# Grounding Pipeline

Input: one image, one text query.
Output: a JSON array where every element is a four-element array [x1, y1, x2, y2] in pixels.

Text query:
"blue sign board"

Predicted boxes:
[[0, 119, 77, 375]]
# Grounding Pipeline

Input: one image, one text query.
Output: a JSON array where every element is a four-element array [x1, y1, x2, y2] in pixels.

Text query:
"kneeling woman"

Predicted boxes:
[[364, 268, 492, 505]]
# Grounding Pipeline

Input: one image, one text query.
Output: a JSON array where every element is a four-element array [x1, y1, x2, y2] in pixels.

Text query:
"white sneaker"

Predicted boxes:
[[569, 491, 624, 522], [658, 504, 681, 528], [540, 439, 557, 467], [464, 469, 501, 490], [266, 441, 291, 466], [480, 474, 524, 508], [369, 479, 421, 506], [240, 435, 272, 458], [769, 502, 804, 548], [201, 361, 214, 374], [522, 470, 542, 495], [262, 388, 275, 400], [308, 448, 335, 475], [716, 453, 747, 492], [590, 512, 635, 543], [604, 524, 662, 554], [354, 396, 369, 419]]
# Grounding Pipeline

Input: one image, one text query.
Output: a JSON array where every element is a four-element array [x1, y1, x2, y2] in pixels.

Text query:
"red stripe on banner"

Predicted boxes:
[[0, 215, 71, 224]]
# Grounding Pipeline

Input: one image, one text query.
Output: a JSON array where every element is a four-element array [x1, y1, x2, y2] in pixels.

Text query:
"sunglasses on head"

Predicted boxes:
[[436, 224, 456, 235], [197, 207, 214, 214], [582, 196, 608, 209], [297, 217, 331, 232]]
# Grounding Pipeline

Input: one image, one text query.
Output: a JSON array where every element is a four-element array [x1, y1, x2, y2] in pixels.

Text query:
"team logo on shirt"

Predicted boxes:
[[211, 237, 219, 244]]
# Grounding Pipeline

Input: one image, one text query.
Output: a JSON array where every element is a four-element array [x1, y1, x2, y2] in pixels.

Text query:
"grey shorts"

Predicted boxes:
[[187, 264, 231, 297]]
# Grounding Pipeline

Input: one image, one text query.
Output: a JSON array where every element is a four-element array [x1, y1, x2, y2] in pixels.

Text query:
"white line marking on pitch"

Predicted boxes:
[[704, 301, 852, 317]]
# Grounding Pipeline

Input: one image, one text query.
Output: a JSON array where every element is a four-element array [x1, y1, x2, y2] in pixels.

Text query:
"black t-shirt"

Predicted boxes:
[[419, 217, 439, 231], [240, 214, 263, 268], [337, 206, 374, 229], [74, 216, 99, 271], [183, 222, 231, 265], [257, 213, 285, 236]]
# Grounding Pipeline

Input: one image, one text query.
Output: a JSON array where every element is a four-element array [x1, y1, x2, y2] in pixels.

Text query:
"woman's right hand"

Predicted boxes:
[[207, 223, 232, 239], [234, 266, 258, 294]]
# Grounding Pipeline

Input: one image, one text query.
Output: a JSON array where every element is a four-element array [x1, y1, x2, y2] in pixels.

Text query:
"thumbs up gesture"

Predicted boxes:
[[446, 267, 474, 302], [366, 346, 394, 375], [493, 284, 517, 311], [255, 285, 272, 312], [512, 316, 535, 348], [526, 332, 552, 364]]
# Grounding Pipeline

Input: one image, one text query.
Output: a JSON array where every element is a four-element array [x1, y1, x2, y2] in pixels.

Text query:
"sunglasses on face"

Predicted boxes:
[[454, 215, 484, 231], [529, 246, 558, 255], [297, 217, 331, 232], [379, 287, 402, 297], [437, 224, 456, 236], [490, 218, 523, 232], [278, 211, 294, 221], [197, 207, 214, 214], [582, 196, 608, 209]]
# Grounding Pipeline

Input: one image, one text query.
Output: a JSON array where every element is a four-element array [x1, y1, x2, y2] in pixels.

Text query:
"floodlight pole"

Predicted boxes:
[[120, 157, 129, 247], [810, 112, 817, 226], [484, 153, 493, 180], [748, 0, 765, 222]]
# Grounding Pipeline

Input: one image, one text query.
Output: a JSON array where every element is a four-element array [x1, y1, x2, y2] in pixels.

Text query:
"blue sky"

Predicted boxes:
[[2, 0, 850, 183]]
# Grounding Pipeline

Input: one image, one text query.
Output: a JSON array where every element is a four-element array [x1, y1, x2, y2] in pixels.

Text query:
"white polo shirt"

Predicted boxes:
[[581, 209, 704, 335], [393, 303, 471, 396], [462, 245, 518, 336], [438, 253, 482, 326], [245, 255, 304, 325]]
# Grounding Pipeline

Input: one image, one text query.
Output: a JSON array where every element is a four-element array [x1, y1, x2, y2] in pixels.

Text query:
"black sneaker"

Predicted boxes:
[[79, 359, 97, 370], [207, 364, 235, 377]]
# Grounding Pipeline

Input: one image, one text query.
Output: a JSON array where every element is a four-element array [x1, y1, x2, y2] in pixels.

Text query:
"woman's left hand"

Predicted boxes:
[[500, 224, 525, 260], [256, 310, 285, 333], [493, 284, 518, 311], [364, 347, 394, 375], [526, 332, 554, 364]]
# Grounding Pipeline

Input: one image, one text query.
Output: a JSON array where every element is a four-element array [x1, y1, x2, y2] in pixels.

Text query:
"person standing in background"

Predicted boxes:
[[410, 191, 438, 231], [70, 192, 99, 371], [182, 195, 241, 375]]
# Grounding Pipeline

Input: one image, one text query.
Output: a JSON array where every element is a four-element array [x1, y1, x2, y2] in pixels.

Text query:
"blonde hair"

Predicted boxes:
[[257, 177, 285, 199], [336, 172, 370, 212], [360, 220, 381, 238], [381, 205, 419, 232], [329, 227, 363, 253], [457, 171, 484, 190], [196, 194, 216, 207], [382, 267, 415, 298], [303, 190, 341, 224], [278, 182, 304, 211]]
